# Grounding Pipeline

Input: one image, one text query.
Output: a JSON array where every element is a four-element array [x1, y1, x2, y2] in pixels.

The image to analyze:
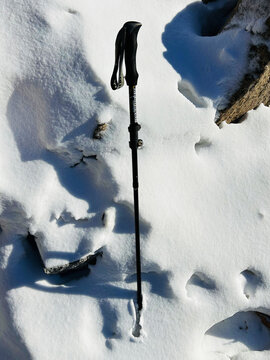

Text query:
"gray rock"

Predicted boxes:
[[216, 0, 270, 124]]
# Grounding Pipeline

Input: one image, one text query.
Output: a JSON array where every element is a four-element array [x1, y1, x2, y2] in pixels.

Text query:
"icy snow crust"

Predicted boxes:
[[1, 0, 270, 359]]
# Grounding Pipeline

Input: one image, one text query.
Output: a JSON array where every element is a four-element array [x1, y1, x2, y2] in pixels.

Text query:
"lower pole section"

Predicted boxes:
[[128, 86, 143, 311], [133, 186, 142, 311]]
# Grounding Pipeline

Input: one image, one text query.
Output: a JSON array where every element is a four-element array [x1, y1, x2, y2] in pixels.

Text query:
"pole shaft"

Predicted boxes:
[[128, 86, 142, 311]]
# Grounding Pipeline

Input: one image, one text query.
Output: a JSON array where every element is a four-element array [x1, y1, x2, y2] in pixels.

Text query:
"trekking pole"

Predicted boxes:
[[111, 21, 143, 311]]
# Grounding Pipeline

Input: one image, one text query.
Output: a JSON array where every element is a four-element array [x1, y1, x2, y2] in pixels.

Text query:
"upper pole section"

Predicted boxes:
[[111, 21, 142, 90]]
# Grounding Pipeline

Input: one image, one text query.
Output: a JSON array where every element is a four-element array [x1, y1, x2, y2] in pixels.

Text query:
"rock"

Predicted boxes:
[[217, 61, 270, 124], [44, 250, 103, 275], [93, 122, 108, 139], [216, 0, 270, 124], [222, 0, 270, 34]]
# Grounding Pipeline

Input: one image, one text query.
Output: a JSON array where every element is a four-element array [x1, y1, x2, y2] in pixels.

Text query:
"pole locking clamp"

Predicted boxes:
[[128, 122, 143, 149]]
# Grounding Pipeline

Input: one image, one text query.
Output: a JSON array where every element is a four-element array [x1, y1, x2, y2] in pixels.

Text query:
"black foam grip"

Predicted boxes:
[[124, 22, 142, 87]]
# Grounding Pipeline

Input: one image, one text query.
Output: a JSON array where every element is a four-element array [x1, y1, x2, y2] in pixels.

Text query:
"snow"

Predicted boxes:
[[1, 0, 270, 359]]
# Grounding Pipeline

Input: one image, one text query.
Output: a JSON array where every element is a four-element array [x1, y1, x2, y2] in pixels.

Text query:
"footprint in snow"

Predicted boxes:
[[100, 300, 122, 350], [186, 271, 217, 298], [186, 269, 269, 358], [239, 268, 264, 299], [194, 137, 213, 155]]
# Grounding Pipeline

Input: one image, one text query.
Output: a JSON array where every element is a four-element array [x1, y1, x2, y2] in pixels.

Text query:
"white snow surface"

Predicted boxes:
[[1, 0, 270, 359]]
